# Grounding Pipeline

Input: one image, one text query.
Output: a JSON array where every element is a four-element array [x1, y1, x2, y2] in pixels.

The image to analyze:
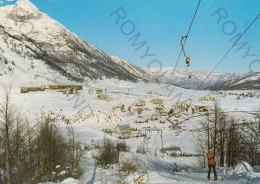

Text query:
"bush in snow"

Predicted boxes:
[[94, 137, 119, 167], [94, 138, 129, 168], [120, 161, 137, 176]]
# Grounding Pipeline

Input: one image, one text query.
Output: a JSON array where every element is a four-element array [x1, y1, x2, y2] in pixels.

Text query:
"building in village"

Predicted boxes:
[[195, 105, 209, 112], [20, 86, 45, 93], [200, 95, 217, 101], [60, 87, 79, 94], [116, 124, 132, 134], [21, 84, 83, 93], [49, 85, 82, 90], [134, 100, 146, 107], [152, 99, 163, 105], [176, 102, 187, 110], [156, 104, 164, 111], [97, 94, 111, 101], [89, 88, 103, 95]]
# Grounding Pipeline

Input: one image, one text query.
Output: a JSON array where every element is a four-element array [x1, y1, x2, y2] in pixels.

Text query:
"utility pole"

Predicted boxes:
[[161, 130, 164, 158]]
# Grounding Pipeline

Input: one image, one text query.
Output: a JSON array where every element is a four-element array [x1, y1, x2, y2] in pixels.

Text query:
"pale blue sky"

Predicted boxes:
[[1, 0, 260, 74]]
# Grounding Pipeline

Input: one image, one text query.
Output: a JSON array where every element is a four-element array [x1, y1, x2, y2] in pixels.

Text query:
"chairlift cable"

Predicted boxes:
[[189, 13, 260, 98], [171, 0, 202, 75]]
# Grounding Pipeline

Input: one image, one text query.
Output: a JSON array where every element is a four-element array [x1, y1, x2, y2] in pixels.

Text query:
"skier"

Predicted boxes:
[[207, 149, 218, 181], [173, 162, 178, 172]]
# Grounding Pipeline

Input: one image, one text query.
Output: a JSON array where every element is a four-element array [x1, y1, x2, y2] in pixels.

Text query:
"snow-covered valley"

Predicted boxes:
[[1, 79, 259, 184]]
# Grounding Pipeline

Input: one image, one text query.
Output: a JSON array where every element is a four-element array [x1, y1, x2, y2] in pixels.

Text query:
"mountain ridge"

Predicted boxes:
[[145, 67, 260, 90], [0, 0, 154, 84]]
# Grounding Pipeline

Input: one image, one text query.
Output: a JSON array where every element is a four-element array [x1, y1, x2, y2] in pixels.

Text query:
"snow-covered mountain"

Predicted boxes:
[[146, 67, 260, 90], [145, 67, 237, 89], [0, 0, 153, 84], [207, 71, 260, 90]]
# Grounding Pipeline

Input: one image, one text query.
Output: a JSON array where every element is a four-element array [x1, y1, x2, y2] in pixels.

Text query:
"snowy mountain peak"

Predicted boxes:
[[7, 0, 42, 21]]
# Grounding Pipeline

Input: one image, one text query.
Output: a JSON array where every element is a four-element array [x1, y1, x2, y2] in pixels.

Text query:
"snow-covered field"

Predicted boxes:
[[1, 78, 259, 184]]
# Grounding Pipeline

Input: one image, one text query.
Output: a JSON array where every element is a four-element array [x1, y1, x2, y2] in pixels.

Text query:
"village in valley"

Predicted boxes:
[[17, 81, 256, 157]]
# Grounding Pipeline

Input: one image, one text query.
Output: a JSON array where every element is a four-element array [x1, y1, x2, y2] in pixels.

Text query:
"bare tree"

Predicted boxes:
[[196, 103, 228, 167], [225, 120, 243, 167], [243, 110, 260, 165], [248, 110, 260, 146], [216, 111, 227, 167], [0, 87, 17, 184], [194, 134, 208, 168], [212, 102, 221, 156], [67, 126, 87, 178], [35, 116, 68, 181], [12, 114, 27, 184], [23, 119, 37, 184]]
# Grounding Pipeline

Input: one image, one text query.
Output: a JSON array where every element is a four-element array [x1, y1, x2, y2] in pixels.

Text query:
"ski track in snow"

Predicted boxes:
[[80, 153, 97, 184], [144, 155, 211, 184]]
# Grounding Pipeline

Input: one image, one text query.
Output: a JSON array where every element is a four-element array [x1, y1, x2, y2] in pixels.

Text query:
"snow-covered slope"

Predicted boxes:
[[146, 67, 260, 90], [0, 0, 153, 84], [110, 56, 153, 82]]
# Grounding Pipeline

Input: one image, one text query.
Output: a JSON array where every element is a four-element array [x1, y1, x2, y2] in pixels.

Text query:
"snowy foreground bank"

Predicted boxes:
[[41, 159, 260, 184]]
